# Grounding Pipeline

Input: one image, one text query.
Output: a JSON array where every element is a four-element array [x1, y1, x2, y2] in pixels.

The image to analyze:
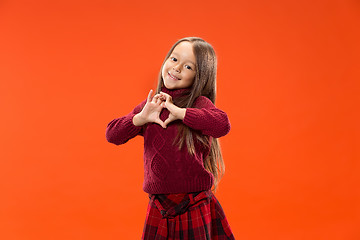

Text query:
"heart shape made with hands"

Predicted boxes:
[[145, 90, 183, 129]]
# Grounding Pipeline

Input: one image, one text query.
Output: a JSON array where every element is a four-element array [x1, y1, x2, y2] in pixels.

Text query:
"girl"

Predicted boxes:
[[106, 37, 235, 239]]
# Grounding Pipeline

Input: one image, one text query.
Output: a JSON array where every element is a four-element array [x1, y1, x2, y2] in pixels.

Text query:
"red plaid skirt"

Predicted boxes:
[[142, 189, 235, 239]]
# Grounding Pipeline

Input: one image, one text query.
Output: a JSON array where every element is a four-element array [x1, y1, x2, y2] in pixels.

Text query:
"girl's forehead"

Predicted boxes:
[[171, 41, 196, 64], [173, 41, 193, 52]]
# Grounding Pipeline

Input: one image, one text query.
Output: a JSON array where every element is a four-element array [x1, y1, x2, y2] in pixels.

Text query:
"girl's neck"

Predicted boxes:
[[160, 85, 192, 99]]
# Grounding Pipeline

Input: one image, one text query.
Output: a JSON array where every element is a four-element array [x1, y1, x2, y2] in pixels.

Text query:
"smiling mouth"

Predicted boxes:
[[168, 72, 180, 80]]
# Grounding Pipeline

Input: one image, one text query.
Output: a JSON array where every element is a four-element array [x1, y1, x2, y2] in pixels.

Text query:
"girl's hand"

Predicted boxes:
[[137, 89, 167, 128], [159, 91, 186, 127]]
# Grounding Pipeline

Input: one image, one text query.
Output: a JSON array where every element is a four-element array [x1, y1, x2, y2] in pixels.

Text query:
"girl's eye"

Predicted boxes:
[[170, 57, 177, 61], [185, 65, 192, 70]]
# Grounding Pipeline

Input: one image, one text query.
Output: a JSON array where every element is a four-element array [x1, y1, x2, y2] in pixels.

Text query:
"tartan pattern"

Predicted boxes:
[[142, 190, 235, 239]]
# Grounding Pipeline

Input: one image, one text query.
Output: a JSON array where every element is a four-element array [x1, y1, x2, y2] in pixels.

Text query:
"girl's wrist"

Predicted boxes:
[[178, 108, 186, 120], [133, 113, 146, 126]]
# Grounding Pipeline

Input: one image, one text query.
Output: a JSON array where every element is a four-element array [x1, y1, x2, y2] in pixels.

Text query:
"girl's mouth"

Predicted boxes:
[[168, 72, 180, 80]]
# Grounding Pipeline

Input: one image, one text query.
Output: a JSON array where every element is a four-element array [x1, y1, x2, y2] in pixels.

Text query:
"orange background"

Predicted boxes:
[[0, 0, 359, 239]]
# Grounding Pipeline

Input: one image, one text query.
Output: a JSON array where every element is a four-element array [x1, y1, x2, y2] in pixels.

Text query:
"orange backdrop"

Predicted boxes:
[[0, 0, 359, 239]]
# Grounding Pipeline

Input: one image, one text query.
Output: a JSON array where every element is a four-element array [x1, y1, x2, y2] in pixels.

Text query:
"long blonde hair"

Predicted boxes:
[[156, 37, 225, 193]]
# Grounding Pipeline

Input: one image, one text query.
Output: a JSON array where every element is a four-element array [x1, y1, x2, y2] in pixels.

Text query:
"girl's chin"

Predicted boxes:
[[164, 78, 176, 87], [164, 83, 176, 89]]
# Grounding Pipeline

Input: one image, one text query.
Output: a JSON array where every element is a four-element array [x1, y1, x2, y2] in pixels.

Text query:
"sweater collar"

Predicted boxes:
[[160, 85, 192, 99]]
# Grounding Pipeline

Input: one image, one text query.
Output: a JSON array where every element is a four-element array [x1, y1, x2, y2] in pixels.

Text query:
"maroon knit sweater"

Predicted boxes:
[[105, 85, 231, 194]]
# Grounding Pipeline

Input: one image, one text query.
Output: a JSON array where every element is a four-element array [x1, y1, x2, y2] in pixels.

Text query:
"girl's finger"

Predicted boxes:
[[159, 92, 168, 100], [153, 93, 162, 103], [155, 118, 166, 129], [153, 94, 162, 104], [159, 95, 165, 102], [147, 89, 153, 102], [160, 91, 172, 101], [151, 94, 157, 103]]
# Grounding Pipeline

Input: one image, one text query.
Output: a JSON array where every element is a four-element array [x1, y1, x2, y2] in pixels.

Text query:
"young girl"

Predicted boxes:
[[106, 37, 235, 239]]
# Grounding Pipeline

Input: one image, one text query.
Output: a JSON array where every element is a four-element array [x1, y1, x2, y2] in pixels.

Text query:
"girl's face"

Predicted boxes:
[[161, 41, 196, 90]]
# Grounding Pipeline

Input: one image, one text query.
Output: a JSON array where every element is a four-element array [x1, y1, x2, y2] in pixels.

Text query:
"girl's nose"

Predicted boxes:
[[173, 65, 181, 72]]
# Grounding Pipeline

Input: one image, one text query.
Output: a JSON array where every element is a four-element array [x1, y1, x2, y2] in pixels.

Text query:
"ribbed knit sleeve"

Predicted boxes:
[[105, 99, 147, 145], [182, 96, 231, 138]]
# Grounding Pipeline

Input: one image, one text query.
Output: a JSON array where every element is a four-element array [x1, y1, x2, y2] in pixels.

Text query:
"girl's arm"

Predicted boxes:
[[105, 99, 147, 145], [182, 96, 231, 138]]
